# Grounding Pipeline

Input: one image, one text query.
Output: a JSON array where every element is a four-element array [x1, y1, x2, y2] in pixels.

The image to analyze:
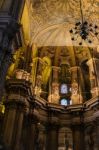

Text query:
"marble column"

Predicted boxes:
[[70, 66, 83, 104]]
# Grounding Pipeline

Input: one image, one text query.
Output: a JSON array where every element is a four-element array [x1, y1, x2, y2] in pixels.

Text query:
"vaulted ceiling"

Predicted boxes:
[[23, 0, 99, 47]]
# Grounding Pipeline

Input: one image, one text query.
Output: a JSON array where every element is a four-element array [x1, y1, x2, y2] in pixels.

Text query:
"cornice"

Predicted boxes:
[[84, 96, 99, 110], [5, 79, 99, 125]]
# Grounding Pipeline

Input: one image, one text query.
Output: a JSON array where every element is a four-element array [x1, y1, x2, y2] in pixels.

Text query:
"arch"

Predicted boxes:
[[58, 127, 73, 150], [31, 22, 73, 46]]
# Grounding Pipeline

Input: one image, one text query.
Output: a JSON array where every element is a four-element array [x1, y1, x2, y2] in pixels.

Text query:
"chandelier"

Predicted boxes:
[[69, 0, 99, 45]]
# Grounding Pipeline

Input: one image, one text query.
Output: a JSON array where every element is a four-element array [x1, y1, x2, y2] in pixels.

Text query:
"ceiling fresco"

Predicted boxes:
[[25, 0, 99, 46]]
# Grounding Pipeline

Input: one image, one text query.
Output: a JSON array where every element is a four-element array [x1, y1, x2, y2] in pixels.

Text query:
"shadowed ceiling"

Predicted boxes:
[[24, 0, 99, 46]]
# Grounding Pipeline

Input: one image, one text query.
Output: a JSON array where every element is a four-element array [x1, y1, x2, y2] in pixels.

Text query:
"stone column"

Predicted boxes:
[[86, 58, 99, 97], [30, 43, 38, 87], [0, 20, 21, 101], [84, 124, 96, 150], [3, 99, 26, 150], [21, 110, 39, 150], [70, 66, 83, 104], [72, 125, 84, 150], [3, 80, 30, 150], [25, 118, 37, 150], [95, 118, 99, 150], [52, 66, 60, 82], [36, 123, 46, 150], [46, 125, 59, 150], [48, 66, 60, 104], [0, 0, 25, 19], [46, 114, 59, 150], [0, 53, 12, 100]]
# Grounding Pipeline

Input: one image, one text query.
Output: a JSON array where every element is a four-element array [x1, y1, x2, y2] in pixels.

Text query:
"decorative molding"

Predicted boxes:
[[29, 0, 99, 46]]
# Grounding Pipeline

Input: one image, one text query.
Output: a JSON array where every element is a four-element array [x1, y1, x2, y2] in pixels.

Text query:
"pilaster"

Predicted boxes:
[[72, 124, 84, 150], [3, 79, 30, 150], [0, 19, 23, 101], [70, 66, 83, 104], [46, 124, 59, 150], [48, 66, 60, 104], [86, 58, 99, 98], [95, 118, 99, 150], [46, 110, 59, 150]]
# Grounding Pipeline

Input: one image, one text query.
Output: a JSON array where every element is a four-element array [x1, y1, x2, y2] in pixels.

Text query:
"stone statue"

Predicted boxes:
[[48, 82, 60, 103], [71, 80, 83, 104]]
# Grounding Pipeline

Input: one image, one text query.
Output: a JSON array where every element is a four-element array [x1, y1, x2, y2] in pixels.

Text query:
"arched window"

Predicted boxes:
[[60, 84, 68, 94], [60, 98, 68, 106]]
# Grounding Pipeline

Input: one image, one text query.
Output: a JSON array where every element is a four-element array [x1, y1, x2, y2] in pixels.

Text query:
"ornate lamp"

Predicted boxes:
[[69, 0, 99, 45]]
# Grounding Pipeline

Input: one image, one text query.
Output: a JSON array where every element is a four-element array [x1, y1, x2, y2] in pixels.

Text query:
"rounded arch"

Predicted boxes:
[[31, 22, 74, 46], [58, 127, 73, 150]]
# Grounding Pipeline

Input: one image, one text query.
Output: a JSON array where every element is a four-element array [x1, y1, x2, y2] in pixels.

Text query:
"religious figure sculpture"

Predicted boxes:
[[71, 80, 83, 104], [48, 82, 60, 103]]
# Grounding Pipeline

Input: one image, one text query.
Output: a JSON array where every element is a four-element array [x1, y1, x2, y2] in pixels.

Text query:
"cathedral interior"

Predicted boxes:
[[0, 0, 99, 150]]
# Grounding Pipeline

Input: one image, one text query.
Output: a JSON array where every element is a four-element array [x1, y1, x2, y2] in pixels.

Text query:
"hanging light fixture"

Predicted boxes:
[[69, 0, 99, 45]]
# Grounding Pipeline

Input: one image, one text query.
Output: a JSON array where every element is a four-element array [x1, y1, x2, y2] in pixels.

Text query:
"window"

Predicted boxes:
[[60, 99, 68, 106], [61, 84, 68, 94]]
